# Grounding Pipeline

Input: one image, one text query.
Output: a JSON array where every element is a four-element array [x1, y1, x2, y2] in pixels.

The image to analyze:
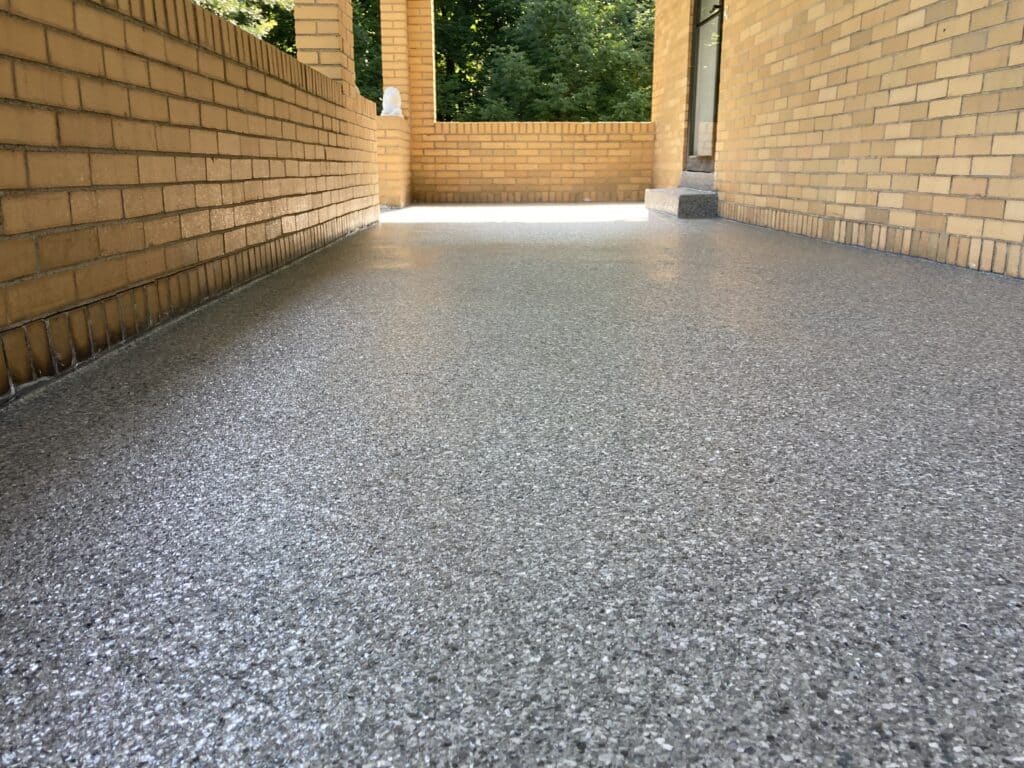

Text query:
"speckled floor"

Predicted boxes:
[[2, 206, 1023, 766]]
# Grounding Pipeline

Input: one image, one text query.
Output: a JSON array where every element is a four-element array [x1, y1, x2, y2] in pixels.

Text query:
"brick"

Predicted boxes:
[[0, 342, 9, 396], [1, 328, 33, 384], [139, 156, 177, 184], [129, 91, 170, 122], [124, 23, 166, 60], [48, 313, 74, 371], [126, 248, 167, 283], [0, 105, 59, 146], [6, 272, 76, 324], [103, 49, 150, 88], [0, 13, 48, 62], [13, 62, 80, 109], [90, 154, 139, 186], [992, 134, 1024, 155], [0, 238, 37, 282], [971, 156, 1013, 176], [144, 216, 182, 247], [67, 307, 91, 361], [38, 227, 100, 270], [74, 1, 126, 47], [10, 0, 74, 30], [21, 320, 52, 377], [47, 30, 104, 77], [80, 80, 131, 117], [122, 187, 164, 219], [163, 184, 196, 212], [75, 257, 128, 300], [27, 152, 91, 188], [98, 221, 146, 257], [0, 59, 12, 99], [155, 125, 191, 153], [70, 189, 124, 224], [180, 211, 211, 238], [112, 119, 157, 151], [2, 192, 71, 235], [59, 112, 115, 149], [149, 63, 186, 96], [0, 151, 27, 190]]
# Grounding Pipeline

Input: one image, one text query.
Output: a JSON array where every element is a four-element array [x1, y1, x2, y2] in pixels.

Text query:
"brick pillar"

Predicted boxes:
[[405, 0, 438, 130], [294, 0, 356, 85], [380, 0, 411, 103], [650, 0, 692, 188], [377, 0, 413, 207]]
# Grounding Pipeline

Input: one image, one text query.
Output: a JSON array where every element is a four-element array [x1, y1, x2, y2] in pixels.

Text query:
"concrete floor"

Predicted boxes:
[[1, 206, 1023, 766]]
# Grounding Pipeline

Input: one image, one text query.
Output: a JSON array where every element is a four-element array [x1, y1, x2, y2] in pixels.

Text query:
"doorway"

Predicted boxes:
[[687, 1, 723, 173]]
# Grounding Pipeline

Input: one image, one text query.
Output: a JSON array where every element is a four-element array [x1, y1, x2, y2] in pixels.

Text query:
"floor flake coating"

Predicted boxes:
[[1, 207, 1023, 766]]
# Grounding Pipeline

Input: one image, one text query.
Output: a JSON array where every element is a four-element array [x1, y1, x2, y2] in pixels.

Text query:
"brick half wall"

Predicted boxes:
[[410, 121, 655, 204], [0, 0, 380, 402]]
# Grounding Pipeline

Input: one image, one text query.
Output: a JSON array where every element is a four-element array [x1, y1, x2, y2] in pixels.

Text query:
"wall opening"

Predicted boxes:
[[353, 0, 384, 106], [432, 0, 655, 122], [195, 1, 383, 106]]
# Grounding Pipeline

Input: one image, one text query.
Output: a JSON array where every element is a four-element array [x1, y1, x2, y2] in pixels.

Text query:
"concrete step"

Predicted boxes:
[[644, 187, 719, 219]]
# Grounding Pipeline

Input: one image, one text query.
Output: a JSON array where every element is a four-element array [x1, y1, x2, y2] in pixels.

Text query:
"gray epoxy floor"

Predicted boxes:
[[1, 206, 1023, 766]]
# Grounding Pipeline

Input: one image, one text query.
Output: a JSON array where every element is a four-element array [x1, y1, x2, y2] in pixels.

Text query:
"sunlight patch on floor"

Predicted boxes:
[[380, 204, 652, 225]]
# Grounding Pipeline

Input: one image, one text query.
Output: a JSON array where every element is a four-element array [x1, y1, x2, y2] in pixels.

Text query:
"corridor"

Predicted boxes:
[[1, 207, 1023, 765]]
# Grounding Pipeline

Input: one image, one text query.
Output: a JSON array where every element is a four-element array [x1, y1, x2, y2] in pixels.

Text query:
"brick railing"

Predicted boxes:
[[409, 121, 656, 204], [0, 0, 379, 401]]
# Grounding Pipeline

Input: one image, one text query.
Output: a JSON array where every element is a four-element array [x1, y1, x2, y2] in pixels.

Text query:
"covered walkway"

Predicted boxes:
[[1, 208, 1023, 765]]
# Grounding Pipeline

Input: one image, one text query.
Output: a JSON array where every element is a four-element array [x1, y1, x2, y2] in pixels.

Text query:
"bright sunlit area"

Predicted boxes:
[[380, 204, 653, 224]]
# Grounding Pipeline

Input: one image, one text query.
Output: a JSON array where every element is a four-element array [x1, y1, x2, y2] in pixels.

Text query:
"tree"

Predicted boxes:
[[195, 0, 296, 54], [196, 0, 653, 122], [352, 0, 383, 106], [433, 0, 524, 121], [194, 0, 383, 104], [431, 0, 654, 122]]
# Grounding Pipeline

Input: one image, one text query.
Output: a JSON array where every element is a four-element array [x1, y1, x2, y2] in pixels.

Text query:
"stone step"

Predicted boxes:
[[644, 187, 719, 219]]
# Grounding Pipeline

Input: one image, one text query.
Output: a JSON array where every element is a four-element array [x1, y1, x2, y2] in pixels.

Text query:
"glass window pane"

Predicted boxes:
[[690, 15, 721, 157]]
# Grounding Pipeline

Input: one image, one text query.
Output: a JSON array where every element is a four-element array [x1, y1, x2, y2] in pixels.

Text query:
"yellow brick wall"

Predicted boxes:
[[650, 0, 691, 188], [397, 0, 654, 203], [409, 121, 655, 204], [717, 0, 1024, 277], [0, 0, 379, 401]]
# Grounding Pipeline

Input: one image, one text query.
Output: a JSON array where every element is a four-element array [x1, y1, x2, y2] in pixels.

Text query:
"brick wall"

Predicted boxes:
[[411, 121, 655, 204], [391, 0, 654, 204], [650, 0, 690, 188], [717, 0, 1024, 277], [0, 0, 379, 402]]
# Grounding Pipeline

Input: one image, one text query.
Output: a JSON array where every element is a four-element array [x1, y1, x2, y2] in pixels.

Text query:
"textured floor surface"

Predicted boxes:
[[1, 206, 1023, 766]]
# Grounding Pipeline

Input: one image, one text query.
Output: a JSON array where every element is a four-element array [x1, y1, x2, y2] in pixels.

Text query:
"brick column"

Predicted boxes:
[[377, 0, 413, 207], [380, 0, 411, 102], [405, 0, 438, 130], [650, 0, 692, 188], [294, 0, 356, 86]]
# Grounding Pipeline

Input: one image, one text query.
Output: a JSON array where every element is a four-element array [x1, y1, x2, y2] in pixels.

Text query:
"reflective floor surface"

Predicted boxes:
[[1, 206, 1023, 765]]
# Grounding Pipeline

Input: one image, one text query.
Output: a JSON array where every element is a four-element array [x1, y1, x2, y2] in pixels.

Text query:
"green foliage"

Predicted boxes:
[[435, 0, 654, 122], [352, 0, 383, 106], [195, 0, 652, 122], [195, 0, 382, 102], [195, 0, 296, 54]]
